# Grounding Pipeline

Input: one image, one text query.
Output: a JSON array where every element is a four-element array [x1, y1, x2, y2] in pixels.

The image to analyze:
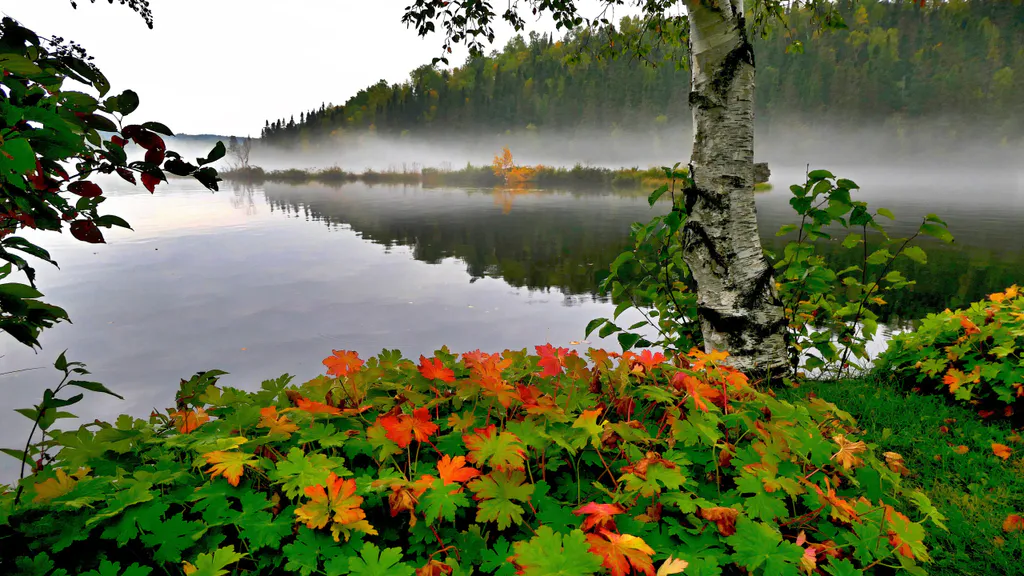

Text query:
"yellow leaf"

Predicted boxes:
[[183, 561, 197, 575], [32, 469, 78, 503], [657, 556, 689, 576], [203, 450, 258, 486], [831, 434, 867, 470]]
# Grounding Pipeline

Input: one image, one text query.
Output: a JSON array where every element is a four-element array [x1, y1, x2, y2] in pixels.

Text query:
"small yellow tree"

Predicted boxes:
[[491, 147, 536, 185]]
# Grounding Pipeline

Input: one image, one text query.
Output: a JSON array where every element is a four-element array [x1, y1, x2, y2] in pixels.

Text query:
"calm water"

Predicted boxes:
[[1, 165, 1021, 480]]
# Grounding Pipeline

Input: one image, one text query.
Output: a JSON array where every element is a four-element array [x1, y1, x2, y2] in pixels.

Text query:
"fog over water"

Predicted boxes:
[[1, 125, 1020, 482]]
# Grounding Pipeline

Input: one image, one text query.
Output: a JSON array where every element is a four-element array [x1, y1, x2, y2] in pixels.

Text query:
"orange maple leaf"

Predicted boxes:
[[992, 443, 1013, 460], [624, 350, 666, 375], [573, 502, 626, 533], [953, 445, 970, 454], [884, 507, 917, 558], [671, 372, 721, 412], [687, 348, 730, 371], [586, 530, 656, 576], [258, 406, 299, 437], [380, 408, 439, 448], [171, 407, 209, 434], [437, 454, 481, 485], [294, 396, 343, 417], [698, 506, 739, 536], [323, 349, 364, 377], [831, 434, 868, 470], [1003, 514, 1024, 532], [419, 355, 456, 383], [959, 316, 981, 336], [294, 473, 377, 542], [942, 366, 981, 394], [203, 449, 257, 487]]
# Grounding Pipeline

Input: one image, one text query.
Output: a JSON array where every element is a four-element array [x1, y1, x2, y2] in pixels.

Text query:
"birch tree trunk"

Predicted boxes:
[[683, 0, 788, 375]]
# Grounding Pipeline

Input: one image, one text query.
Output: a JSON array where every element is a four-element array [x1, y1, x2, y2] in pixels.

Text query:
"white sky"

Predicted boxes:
[[5, 0, 633, 136]]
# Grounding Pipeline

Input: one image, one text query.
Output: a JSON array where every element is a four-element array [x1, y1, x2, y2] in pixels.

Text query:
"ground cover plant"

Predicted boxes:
[[880, 286, 1024, 418], [1, 346, 945, 575], [785, 375, 1024, 576]]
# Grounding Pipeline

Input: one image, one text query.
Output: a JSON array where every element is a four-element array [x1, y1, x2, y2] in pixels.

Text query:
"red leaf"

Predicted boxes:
[[380, 408, 439, 448], [437, 454, 481, 485], [419, 355, 456, 383], [586, 530, 656, 576], [145, 148, 165, 165], [70, 220, 105, 244], [573, 502, 626, 532], [110, 135, 127, 147], [131, 130, 165, 152], [116, 168, 136, 184], [141, 172, 160, 193], [323, 349, 364, 377], [536, 343, 572, 377], [67, 181, 103, 198]]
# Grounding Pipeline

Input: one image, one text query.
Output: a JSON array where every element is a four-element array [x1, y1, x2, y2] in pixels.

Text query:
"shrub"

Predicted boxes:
[[589, 168, 953, 378], [1, 346, 943, 575], [880, 285, 1024, 417]]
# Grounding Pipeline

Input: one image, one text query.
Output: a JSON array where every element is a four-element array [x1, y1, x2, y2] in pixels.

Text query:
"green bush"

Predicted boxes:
[[880, 286, 1024, 417], [1, 346, 943, 575]]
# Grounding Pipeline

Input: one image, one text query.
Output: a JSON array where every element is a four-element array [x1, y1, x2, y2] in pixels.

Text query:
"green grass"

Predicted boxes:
[[783, 375, 1024, 575]]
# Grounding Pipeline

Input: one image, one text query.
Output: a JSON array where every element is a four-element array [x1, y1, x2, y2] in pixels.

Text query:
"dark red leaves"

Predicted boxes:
[[70, 220, 105, 244], [116, 168, 136, 184], [67, 181, 103, 198], [141, 172, 160, 193], [145, 148, 166, 165], [110, 135, 127, 147]]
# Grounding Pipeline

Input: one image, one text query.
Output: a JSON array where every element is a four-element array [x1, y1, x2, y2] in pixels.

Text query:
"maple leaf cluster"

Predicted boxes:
[[7, 345, 938, 576]]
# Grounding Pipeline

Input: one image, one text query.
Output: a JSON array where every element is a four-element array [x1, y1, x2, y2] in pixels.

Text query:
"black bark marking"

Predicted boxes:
[[741, 265, 778, 311], [682, 220, 729, 270], [710, 40, 754, 98], [688, 90, 718, 110], [683, 184, 725, 215]]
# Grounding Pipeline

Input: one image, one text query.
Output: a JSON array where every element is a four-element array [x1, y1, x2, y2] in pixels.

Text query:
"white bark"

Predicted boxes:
[[683, 0, 788, 375]]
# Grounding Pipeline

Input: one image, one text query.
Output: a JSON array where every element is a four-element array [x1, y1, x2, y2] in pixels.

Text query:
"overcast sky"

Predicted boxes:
[[5, 0, 634, 136]]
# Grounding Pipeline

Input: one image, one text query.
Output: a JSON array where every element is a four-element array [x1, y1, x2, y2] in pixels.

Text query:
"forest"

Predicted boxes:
[[261, 0, 1023, 147]]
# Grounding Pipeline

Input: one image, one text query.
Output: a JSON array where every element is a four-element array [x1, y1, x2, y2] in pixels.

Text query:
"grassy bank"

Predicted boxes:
[[783, 374, 1024, 576], [222, 163, 774, 191]]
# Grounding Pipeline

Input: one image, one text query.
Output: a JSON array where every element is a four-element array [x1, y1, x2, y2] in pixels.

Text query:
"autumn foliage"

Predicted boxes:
[[882, 285, 1024, 419], [0, 344, 944, 576], [492, 147, 538, 186]]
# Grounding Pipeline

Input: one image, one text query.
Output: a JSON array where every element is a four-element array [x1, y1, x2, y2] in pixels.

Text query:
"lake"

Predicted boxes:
[[1, 164, 1021, 480]]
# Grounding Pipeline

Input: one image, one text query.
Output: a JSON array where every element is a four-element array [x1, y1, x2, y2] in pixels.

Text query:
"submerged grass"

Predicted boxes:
[[784, 374, 1024, 576]]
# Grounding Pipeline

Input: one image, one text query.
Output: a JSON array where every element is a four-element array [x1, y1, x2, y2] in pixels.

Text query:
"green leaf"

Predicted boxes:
[[81, 560, 153, 576], [0, 138, 36, 174], [0, 282, 44, 299], [198, 141, 226, 166], [0, 53, 43, 75], [807, 169, 834, 180], [183, 546, 244, 576], [142, 121, 175, 136], [419, 477, 470, 523], [585, 318, 607, 338], [117, 90, 140, 115], [920, 222, 954, 243], [468, 469, 534, 530], [823, 558, 860, 576], [481, 537, 518, 576], [776, 224, 797, 236], [727, 519, 804, 575], [902, 246, 927, 264], [67, 380, 124, 399], [347, 543, 415, 576], [513, 526, 603, 575], [648, 184, 669, 206], [865, 249, 892, 265], [876, 207, 895, 220], [617, 332, 641, 351], [841, 233, 863, 249]]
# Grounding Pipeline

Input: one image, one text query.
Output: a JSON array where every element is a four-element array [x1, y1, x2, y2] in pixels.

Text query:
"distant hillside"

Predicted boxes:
[[260, 0, 1023, 148]]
